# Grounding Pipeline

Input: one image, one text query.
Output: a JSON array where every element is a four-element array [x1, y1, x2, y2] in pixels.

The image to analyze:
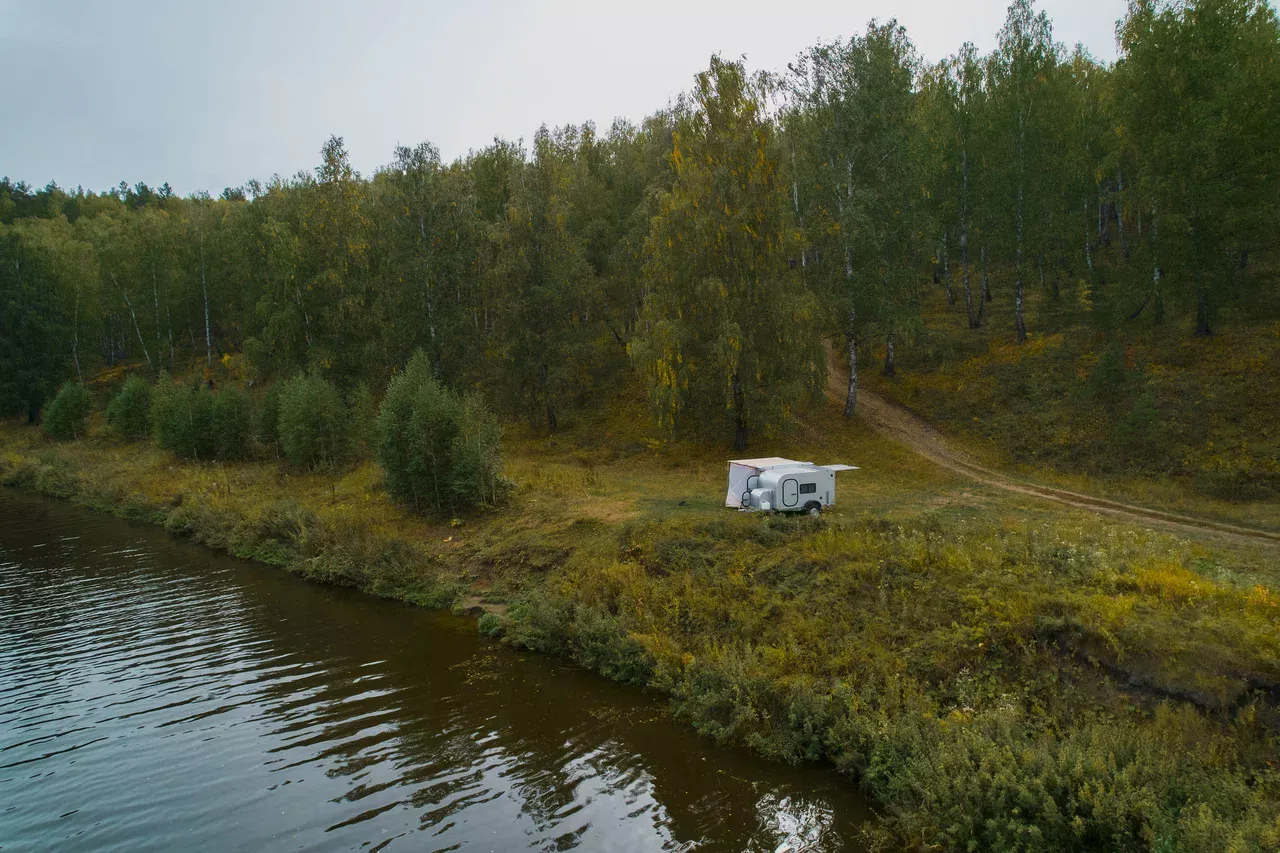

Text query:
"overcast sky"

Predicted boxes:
[[1, 0, 1127, 196]]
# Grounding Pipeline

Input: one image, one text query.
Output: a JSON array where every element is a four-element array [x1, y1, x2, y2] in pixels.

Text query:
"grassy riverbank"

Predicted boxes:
[[4, 390, 1280, 852]]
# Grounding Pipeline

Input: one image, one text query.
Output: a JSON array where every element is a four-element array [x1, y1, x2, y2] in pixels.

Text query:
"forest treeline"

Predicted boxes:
[[3, 0, 1278, 449]]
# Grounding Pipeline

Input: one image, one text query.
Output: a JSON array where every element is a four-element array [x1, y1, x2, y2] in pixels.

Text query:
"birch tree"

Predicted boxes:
[[0, 224, 77, 420], [922, 43, 990, 329], [1116, 0, 1280, 336], [789, 23, 924, 413], [297, 136, 371, 381], [372, 142, 487, 385], [989, 0, 1060, 343], [632, 56, 823, 449], [491, 127, 598, 431]]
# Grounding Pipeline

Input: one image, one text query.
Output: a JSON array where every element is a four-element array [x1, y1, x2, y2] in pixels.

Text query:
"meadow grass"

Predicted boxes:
[[3, 382, 1279, 851]]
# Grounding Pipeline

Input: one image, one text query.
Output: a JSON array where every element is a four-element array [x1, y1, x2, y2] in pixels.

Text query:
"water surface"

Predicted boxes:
[[0, 489, 873, 851]]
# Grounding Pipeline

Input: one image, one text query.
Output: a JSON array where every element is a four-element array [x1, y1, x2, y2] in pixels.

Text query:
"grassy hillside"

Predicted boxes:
[[4, 374, 1280, 851], [862, 269, 1280, 532]]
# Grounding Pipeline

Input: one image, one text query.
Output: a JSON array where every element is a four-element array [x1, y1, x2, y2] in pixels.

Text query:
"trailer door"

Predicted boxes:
[[781, 478, 799, 508]]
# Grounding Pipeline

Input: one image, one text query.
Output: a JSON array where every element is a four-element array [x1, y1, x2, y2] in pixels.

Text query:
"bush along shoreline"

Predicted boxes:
[[13, 353, 507, 606], [4, 399, 1280, 851], [0, 447, 461, 606]]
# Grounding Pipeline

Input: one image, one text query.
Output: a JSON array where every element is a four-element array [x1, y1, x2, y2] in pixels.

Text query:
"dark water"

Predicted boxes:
[[0, 489, 874, 852]]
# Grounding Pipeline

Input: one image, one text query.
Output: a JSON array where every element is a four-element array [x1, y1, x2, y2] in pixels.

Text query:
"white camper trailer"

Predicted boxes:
[[725, 458, 858, 515]]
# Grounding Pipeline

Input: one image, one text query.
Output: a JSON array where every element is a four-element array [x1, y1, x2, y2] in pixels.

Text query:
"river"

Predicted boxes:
[[0, 489, 875, 852]]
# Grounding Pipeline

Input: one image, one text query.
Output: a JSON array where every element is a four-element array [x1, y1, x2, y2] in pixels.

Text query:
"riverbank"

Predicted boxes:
[[1, 488, 877, 851], [4, 397, 1280, 851]]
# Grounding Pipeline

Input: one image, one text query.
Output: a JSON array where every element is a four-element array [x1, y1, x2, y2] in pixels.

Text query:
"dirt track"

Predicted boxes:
[[826, 351, 1280, 547]]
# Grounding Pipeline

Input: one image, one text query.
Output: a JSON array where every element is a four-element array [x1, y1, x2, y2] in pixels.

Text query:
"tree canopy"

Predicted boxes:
[[3, 0, 1277, 443]]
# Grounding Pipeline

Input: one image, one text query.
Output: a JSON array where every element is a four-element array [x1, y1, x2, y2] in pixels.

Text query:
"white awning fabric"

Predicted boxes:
[[728, 457, 803, 468]]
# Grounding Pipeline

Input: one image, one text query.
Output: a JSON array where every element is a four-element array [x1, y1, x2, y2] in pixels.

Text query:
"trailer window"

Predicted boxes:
[[800, 483, 816, 494]]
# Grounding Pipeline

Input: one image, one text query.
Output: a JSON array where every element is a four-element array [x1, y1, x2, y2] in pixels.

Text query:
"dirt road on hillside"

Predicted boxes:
[[826, 349, 1280, 546]]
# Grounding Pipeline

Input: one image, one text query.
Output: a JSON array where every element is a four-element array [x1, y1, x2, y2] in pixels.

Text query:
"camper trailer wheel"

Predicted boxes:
[[804, 502, 822, 517]]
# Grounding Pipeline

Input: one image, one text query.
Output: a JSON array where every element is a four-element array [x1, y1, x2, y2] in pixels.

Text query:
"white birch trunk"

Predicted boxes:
[[843, 306, 858, 419], [116, 276, 154, 374]]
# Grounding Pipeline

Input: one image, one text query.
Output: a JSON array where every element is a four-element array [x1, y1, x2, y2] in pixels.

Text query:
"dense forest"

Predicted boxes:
[[3, 0, 1278, 451]]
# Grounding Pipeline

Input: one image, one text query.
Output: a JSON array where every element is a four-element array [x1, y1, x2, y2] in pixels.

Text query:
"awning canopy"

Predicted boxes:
[[728, 457, 806, 468]]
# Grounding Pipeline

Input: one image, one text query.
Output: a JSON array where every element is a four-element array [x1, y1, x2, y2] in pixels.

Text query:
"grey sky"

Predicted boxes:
[[1, 0, 1126, 196]]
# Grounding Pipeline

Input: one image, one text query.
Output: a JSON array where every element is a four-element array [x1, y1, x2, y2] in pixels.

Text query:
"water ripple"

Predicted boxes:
[[0, 489, 871, 852]]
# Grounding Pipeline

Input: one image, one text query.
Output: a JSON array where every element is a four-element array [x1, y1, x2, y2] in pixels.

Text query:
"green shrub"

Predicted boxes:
[[151, 373, 217, 460], [149, 372, 178, 443], [211, 386, 253, 460], [477, 611, 504, 637], [1112, 386, 1161, 469], [42, 381, 92, 440], [449, 393, 504, 502], [229, 499, 315, 565], [1082, 341, 1132, 417], [277, 373, 351, 469], [106, 375, 152, 441], [345, 382, 377, 457], [256, 382, 284, 458], [375, 350, 504, 513]]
